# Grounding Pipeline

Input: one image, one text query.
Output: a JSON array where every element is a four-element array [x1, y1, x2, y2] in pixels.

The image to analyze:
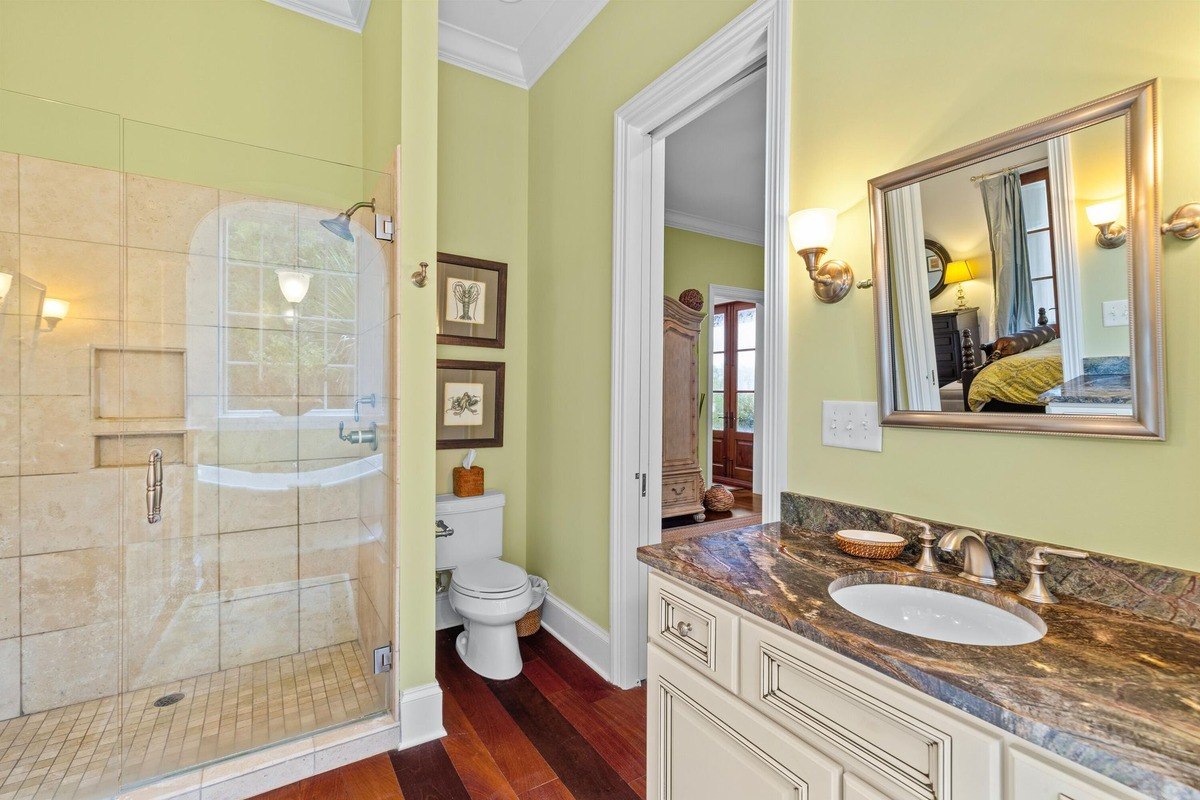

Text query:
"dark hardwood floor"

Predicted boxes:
[[251, 627, 647, 800]]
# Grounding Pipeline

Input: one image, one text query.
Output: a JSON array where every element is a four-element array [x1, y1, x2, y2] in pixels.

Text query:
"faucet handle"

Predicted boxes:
[[1019, 547, 1089, 604], [895, 515, 939, 573]]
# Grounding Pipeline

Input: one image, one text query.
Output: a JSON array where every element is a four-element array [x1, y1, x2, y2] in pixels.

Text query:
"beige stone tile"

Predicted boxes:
[[124, 247, 220, 328], [19, 156, 120, 244], [299, 519, 359, 585], [299, 580, 358, 651], [217, 426, 298, 465], [0, 153, 17, 233], [0, 637, 17, 721], [0, 397, 16, 477], [357, 535, 390, 626], [298, 458, 359, 524], [218, 589, 298, 668], [218, 470, 299, 534], [0, 233, 18, 317], [122, 464, 217, 544], [20, 394, 92, 475], [20, 317, 119, 396], [219, 526, 297, 597], [118, 769, 202, 800], [20, 546, 117, 635], [22, 620, 118, 713], [0, 558, 17, 639], [20, 470, 119, 554], [125, 173, 218, 255], [94, 347, 186, 419], [358, 465, 388, 544], [0, 477, 16, 557], [18, 234, 121, 321], [312, 721, 398, 773]]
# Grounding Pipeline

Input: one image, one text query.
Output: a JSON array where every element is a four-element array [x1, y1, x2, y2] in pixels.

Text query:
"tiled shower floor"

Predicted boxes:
[[0, 641, 380, 800]]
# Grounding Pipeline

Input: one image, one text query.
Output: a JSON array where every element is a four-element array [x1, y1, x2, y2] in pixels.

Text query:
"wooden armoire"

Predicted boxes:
[[662, 296, 707, 522]]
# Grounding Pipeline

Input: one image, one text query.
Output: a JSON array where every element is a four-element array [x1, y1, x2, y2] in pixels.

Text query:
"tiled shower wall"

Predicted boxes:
[[0, 151, 393, 722]]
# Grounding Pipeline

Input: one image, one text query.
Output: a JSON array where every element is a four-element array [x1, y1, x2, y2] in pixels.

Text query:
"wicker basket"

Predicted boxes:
[[516, 607, 542, 637], [453, 466, 484, 497], [833, 530, 906, 560], [704, 485, 735, 513]]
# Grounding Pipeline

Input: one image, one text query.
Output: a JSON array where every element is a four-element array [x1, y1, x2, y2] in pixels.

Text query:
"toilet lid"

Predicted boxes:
[[451, 558, 528, 596]]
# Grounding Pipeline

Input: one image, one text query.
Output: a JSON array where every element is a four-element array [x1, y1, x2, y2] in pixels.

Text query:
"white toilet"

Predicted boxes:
[[435, 491, 532, 680]]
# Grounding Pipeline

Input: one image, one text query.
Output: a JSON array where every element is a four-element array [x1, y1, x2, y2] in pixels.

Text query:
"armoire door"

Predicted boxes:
[[711, 301, 755, 489]]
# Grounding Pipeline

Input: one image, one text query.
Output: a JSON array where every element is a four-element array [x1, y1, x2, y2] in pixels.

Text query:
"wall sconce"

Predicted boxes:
[[40, 297, 69, 332], [943, 260, 976, 310], [1162, 203, 1200, 241], [1086, 200, 1126, 249], [788, 207, 853, 303], [0, 272, 11, 306], [275, 269, 311, 305]]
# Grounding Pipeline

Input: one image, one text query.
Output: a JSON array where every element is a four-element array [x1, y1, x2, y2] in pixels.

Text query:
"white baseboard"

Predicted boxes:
[[539, 592, 612, 683], [398, 682, 445, 750]]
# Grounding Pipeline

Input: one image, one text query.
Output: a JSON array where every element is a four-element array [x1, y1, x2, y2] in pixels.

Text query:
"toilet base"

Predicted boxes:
[[455, 622, 523, 680]]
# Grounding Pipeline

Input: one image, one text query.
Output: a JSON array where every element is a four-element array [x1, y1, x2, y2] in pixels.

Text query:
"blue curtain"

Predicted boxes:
[[979, 172, 1035, 336]]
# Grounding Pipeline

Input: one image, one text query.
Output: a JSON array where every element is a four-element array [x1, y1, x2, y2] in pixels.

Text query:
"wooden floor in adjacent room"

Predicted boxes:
[[252, 627, 647, 800]]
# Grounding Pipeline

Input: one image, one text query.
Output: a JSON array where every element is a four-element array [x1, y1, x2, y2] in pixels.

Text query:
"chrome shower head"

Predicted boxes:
[[320, 199, 375, 242]]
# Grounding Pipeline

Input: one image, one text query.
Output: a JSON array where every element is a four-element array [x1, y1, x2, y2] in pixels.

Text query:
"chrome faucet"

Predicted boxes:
[[937, 528, 997, 586]]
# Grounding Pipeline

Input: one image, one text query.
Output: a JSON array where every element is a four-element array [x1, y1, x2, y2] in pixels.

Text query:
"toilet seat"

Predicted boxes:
[[451, 558, 528, 600]]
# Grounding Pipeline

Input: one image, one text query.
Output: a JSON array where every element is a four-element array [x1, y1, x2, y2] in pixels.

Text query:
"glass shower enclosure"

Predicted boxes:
[[0, 89, 395, 798]]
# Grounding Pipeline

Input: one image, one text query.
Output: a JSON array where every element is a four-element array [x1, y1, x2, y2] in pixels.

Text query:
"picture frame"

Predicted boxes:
[[437, 252, 508, 348], [436, 359, 505, 449]]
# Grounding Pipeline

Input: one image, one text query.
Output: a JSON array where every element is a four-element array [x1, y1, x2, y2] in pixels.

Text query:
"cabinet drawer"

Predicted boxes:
[[649, 573, 738, 692], [846, 774, 899, 800], [739, 619, 1001, 800], [662, 474, 702, 506], [1007, 745, 1150, 800], [648, 646, 841, 800]]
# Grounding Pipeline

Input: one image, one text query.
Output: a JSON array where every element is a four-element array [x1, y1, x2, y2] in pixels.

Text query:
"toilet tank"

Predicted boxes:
[[435, 491, 506, 570]]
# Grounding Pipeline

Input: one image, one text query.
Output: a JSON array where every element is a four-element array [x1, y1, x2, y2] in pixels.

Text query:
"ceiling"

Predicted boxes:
[[267, 0, 607, 89], [665, 73, 766, 246], [439, 0, 607, 89]]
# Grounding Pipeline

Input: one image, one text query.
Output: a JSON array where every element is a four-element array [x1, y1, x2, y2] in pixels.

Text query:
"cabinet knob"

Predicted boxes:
[[675, 621, 693, 638]]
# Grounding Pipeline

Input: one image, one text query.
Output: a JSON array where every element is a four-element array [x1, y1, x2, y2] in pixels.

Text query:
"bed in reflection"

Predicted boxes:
[[961, 320, 1062, 413]]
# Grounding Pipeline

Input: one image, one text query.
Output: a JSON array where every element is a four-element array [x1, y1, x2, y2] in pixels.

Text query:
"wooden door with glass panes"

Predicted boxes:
[[711, 302, 755, 488]]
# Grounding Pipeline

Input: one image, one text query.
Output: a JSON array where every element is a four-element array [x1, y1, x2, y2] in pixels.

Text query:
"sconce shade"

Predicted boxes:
[[788, 208, 837, 252], [943, 260, 976, 284], [0, 272, 11, 303], [275, 269, 311, 304], [1086, 200, 1122, 227], [41, 297, 69, 322]]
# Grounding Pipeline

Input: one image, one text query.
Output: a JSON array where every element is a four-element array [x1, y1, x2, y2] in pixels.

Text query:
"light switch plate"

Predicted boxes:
[[1102, 299, 1129, 327], [822, 401, 883, 452]]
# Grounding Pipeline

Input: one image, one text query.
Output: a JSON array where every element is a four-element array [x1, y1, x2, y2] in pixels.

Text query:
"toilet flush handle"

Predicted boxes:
[[435, 520, 455, 538]]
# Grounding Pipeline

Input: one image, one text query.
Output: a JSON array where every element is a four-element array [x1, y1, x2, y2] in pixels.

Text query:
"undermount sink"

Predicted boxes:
[[828, 575, 1047, 646]]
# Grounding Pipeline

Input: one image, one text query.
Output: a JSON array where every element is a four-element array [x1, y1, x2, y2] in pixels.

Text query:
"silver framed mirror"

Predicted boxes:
[[869, 80, 1163, 439]]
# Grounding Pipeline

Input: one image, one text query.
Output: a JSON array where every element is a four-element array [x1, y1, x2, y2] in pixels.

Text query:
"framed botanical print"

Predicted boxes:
[[437, 252, 508, 348], [436, 360, 505, 449]]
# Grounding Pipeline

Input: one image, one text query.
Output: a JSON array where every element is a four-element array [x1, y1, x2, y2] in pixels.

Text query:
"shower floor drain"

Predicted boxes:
[[153, 692, 186, 708]]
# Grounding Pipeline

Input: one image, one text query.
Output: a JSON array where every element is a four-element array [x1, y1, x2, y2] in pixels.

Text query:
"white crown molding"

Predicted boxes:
[[520, 0, 608, 87], [438, 0, 608, 90], [665, 209, 764, 246], [265, 0, 371, 33], [438, 20, 528, 89]]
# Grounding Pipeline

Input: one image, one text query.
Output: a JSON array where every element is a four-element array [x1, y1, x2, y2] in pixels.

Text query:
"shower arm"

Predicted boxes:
[[342, 199, 375, 218]]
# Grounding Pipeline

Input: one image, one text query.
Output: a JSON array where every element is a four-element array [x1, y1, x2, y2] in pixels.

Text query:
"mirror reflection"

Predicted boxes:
[[885, 115, 1130, 416]]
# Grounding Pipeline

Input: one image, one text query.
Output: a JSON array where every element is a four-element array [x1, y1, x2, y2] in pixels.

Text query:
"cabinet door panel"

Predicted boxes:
[[648, 646, 840, 800], [846, 774, 902, 800], [1007, 746, 1150, 800]]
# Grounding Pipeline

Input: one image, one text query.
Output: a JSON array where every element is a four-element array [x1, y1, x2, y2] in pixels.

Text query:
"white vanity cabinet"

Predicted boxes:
[[645, 571, 1157, 800]]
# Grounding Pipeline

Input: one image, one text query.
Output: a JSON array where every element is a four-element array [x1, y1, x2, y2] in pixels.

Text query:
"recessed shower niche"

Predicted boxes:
[[92, 346, 186, 420]]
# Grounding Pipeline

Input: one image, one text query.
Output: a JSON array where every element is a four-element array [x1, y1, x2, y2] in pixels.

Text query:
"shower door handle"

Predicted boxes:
[[146, 449, 163, 524]]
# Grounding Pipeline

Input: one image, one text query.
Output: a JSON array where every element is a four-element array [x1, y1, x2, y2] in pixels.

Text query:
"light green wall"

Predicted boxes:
[[789, 2, 1200, 571], [437, 64, 531, 567], [529, 0, 1200, 632], [664, 226, 764, 480], [527, 0, 756, 628], [389, 0, 439, 692], [0, 0, 363, 168]]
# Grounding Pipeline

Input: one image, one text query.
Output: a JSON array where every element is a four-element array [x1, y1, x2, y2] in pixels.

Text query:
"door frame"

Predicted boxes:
[[608, 0, 791, 689], [706, 284, 766, 495]]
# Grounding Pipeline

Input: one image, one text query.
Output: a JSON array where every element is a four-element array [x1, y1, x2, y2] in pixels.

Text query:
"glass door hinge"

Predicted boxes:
[[373, 644, 392, 674]]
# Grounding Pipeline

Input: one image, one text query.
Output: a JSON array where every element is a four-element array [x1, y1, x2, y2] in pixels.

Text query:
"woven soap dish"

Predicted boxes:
[[834, 530, 906, 560]]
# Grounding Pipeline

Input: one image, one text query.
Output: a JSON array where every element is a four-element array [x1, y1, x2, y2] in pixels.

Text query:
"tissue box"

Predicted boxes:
[[452, 466, 484, 497]]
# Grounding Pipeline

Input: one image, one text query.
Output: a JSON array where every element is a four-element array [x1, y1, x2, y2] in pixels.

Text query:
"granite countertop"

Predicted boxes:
[[1040, 371, 1132, 405], [637, 523, 1200, 800]]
